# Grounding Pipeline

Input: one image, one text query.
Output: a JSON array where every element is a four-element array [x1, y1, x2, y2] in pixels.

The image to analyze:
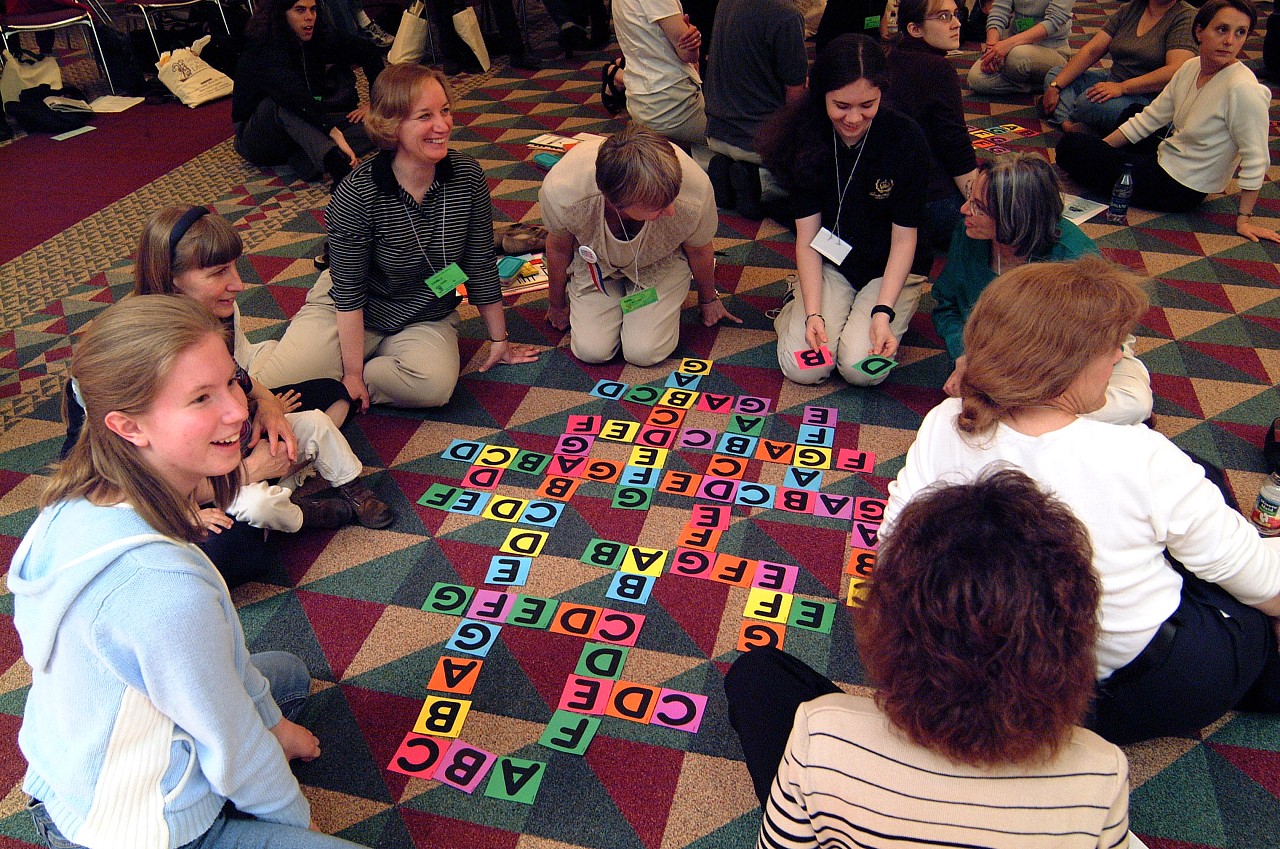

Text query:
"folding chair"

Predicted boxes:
[[127, 0, 230, 58], [0, 0, 117, 93]]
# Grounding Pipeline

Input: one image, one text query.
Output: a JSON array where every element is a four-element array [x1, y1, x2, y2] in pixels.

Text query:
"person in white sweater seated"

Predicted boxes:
[[1056, 0, 1280, 243], [725, 469, 1131, 849], [884, 255, 1280, 745]]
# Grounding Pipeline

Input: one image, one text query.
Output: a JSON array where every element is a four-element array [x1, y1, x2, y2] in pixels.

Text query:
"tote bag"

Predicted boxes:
[[388, 0, 431, 64], [1, 48, 62, 106], [452, 5, 490, 72]]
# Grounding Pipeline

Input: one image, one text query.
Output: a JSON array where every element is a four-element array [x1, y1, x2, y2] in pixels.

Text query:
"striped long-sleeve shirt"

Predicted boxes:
[[327, 150, 502, 334], [760, 694, 1130, 849]]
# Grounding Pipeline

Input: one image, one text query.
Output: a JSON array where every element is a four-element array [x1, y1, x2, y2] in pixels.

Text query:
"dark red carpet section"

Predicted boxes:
[[0, 98, 233, 263]]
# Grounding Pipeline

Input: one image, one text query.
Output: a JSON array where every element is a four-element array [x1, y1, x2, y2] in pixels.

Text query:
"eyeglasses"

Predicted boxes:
[[924, 11, 957, 21], [964, 187, 992, 217]]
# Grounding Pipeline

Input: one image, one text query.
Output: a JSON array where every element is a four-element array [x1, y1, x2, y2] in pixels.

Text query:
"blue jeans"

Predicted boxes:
[[27, 653, 360, 849], [1044, 67, 1152, 135]]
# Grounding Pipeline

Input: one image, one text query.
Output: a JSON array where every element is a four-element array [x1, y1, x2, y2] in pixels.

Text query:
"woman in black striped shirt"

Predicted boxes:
[[252, 64, 539, 410]]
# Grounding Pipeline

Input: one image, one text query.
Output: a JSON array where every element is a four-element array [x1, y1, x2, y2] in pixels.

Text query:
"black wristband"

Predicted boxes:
[[871, 305, 896, 323]]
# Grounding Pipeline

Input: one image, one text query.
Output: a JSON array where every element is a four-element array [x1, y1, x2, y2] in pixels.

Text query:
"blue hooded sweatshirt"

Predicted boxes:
[[9, 499, 310, 849]]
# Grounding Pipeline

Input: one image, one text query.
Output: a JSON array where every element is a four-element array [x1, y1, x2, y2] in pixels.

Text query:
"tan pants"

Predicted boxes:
[[568, 261, 692, 367], [775, 265, 924, 386], [967, 44, 1073, 95], [629, 78, 707, 148], [250, 270, 462, 409]]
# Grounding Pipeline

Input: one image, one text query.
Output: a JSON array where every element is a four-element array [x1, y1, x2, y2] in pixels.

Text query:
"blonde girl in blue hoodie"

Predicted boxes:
[[9, 296, 362, 849]]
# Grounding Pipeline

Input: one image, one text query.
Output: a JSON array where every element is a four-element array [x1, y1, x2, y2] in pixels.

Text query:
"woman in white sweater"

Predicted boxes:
[[885, 256, 1280, 745], [1056, 0, 1280, 242]]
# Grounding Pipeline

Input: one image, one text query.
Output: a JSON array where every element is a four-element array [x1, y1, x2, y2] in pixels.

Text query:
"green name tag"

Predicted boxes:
[[864, 14, 881, 28], [425, 262, 468, 298], [1014, 15, 1035, 32], [619, 286, 659, 314]]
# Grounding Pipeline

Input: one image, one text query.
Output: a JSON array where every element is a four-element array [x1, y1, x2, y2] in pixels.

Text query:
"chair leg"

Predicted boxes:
[[83, 19, 117, 94], [209, 0, 231, 35], [138, 7, 161, 58]]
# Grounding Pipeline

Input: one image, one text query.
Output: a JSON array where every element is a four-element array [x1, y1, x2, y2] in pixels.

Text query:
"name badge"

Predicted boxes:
[[619, 286, 659, 314], [425, 262, 468, 298], [810, 227, 852, 264]]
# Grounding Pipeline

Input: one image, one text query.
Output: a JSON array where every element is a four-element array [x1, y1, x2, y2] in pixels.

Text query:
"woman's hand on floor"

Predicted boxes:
[[1238, 219, 1280, 244], [479, 340, 540, 373], [700, 299, 742, 327]]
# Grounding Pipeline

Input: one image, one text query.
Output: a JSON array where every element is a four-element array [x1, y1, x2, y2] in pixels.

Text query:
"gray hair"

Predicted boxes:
[[980, 153, 1062, 259]]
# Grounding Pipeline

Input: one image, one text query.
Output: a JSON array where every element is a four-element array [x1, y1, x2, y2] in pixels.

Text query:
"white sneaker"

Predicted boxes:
[[361, 20, 394, 48]]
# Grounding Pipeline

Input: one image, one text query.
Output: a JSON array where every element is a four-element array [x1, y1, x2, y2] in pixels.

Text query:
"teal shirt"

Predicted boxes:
[[930, 218, 1098, 361]]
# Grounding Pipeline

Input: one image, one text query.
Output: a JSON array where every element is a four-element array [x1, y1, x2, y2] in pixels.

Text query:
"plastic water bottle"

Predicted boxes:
[[1252, 472, 1280, 537], [1106, 163, 1134, 224]]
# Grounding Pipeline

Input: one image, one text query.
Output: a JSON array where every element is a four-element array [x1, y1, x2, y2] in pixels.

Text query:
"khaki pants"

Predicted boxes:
[[250, 270, 462, 409], [629, 77, 707, 148], [967, 44, 1073, 95], [775, 265, 924, 386], [568, 261, 692, 367]]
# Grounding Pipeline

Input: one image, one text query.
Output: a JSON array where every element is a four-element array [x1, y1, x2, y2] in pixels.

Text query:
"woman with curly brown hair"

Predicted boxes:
[[725, 469, 1131, 848], [887, 255, 1280, 746]]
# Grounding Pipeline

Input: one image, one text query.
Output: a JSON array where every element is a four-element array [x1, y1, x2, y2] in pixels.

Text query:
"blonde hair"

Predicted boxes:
[[958, 255, 1148, 435], [595, 125, 683, 210], [365, 64, 454, 151], [45, 296, 242, 542], [134, 205, 243, 297]]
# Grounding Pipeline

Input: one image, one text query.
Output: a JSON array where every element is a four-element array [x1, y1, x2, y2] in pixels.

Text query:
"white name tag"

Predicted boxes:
[[810, 227, 852, 264]]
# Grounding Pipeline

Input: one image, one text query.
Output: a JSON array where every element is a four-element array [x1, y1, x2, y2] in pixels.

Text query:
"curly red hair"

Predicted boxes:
[[856, 469, 1101, 766]]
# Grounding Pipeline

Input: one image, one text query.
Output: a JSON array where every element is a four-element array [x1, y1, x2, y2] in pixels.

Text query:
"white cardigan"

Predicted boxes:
[[1119, 58, 1271, 193], [885, 399, 1280, 678]]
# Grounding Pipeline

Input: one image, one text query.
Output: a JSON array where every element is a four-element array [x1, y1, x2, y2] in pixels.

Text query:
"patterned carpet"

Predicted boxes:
[[1, 2, 1280, 847]]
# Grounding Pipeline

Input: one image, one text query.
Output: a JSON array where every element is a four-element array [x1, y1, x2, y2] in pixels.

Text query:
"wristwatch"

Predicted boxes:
[[1048, 81, 1062, 90]]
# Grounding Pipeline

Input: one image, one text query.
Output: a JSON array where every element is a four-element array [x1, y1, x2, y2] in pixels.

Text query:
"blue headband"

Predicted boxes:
[[168, 207, 209, 263]]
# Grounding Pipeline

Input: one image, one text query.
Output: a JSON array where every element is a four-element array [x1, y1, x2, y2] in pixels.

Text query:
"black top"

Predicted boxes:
[[327, 150, 503, 333], [791, 106, 928, 289], [232, 32, 383, 129], [885, 36, 976, 204]]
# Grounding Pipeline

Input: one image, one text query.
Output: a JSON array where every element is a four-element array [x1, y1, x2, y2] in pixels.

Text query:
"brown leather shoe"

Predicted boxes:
[[338, 479, 396, 529], [294, 494, 353, 529]]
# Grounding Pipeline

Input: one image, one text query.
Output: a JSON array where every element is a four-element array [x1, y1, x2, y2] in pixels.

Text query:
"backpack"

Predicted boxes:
[[5, 83, 91, 133]]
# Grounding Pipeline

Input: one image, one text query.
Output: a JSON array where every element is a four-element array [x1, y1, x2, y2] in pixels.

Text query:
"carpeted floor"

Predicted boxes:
[[1, 2, 1280, 847]]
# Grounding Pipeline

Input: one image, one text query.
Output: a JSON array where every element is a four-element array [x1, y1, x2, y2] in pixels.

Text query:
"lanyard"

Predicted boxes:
[[609, 206, 647, 294], [403, 182, 449, 279], [831, 119, 871, 240]]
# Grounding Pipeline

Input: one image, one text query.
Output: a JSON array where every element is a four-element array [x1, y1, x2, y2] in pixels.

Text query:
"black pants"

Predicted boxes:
[[273, 377, 352, 428], [723, 647, 840, 806], [1056, 131, 1206, 213], [1092, 568, 1280, 745], [234, 100, 372, 180]]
